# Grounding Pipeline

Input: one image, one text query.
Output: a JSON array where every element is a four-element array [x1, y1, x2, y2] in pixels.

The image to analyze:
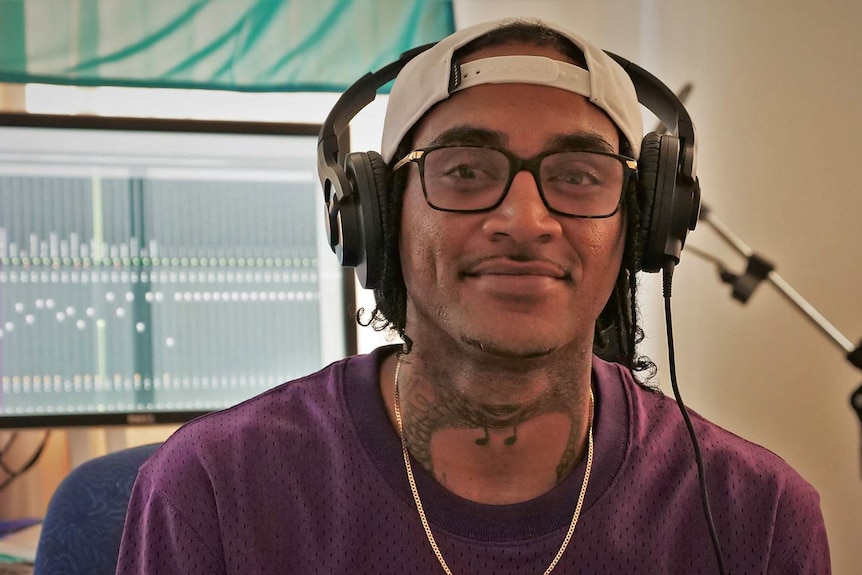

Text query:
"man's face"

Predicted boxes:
[[398, 43, 627, 360]]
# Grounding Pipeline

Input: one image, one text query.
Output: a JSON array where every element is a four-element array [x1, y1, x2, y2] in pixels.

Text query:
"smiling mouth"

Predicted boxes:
[[461, 257, 570, 281]]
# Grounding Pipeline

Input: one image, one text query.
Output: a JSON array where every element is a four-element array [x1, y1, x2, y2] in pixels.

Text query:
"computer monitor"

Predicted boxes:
[[0, 113, 356, 428]]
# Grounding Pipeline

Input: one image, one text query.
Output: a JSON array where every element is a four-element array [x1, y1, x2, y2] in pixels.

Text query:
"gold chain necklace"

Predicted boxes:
[[393, 355, 594, 575]]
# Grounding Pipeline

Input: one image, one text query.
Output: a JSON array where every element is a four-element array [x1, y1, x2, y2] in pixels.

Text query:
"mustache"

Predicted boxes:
[[458, 253, 572, 280]]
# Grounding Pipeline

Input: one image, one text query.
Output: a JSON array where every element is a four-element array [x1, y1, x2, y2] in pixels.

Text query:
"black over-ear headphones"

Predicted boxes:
[[317, 43, 700, 289]]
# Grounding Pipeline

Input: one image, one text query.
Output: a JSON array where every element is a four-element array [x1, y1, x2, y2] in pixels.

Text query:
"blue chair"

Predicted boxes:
[[33, 443, 160, 575]]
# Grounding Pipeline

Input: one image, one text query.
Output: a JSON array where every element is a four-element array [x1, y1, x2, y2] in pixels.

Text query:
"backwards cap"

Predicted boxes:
[[381, 18, 644, 163]]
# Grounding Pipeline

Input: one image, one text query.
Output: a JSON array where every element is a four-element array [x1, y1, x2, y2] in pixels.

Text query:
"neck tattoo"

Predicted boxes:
[[393, 354, 595, 575]]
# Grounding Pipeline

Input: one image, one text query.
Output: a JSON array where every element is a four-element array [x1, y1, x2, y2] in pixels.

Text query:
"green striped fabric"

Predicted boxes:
[[0, 0, 454, 92]]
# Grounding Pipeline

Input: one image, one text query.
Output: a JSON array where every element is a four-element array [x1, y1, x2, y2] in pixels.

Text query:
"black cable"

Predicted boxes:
[[0, 431, 51, 493], [0, 432, 20, 474], [662, 260, 727, 575]]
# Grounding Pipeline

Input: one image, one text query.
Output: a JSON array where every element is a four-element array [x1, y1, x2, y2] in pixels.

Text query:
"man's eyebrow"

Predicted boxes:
[[427, 128, 618, 154], [427, 126, 507, 147], [547, 133, 618, 153]]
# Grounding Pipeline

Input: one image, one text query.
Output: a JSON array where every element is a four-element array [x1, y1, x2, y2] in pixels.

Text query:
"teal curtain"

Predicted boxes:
[[0, 0, 454, 91]]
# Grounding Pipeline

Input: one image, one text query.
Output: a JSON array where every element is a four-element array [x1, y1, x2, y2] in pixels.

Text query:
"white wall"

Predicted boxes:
[[455, 1, 862, 572]]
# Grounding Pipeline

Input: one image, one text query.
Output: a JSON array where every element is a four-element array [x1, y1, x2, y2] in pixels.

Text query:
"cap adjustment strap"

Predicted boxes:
[[450, 55, 592, 98]]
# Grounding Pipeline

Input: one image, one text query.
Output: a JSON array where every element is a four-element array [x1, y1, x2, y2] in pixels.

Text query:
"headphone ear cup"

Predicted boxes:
[[636, 132, 661, 273], [636, 132, 680, 273], [342, 151, 389, 289]]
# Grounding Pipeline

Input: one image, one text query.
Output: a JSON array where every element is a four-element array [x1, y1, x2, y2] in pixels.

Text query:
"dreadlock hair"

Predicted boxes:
[[356, 19, 656, 386], [592, 163, 658, 386]]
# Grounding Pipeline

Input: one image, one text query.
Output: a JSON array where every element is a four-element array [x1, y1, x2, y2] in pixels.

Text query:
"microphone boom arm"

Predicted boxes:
[[692, 204, 862, 475], [698, 204, 857, 358]]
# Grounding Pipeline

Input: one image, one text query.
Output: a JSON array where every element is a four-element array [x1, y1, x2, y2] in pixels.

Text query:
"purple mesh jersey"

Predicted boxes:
[[116, 346, 830, 574]]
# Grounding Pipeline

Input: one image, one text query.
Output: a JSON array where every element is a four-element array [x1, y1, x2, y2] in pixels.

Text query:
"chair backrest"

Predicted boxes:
[[33, 442, 161, 575]]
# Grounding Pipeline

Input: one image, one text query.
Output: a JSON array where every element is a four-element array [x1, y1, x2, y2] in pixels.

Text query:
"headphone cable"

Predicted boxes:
[[662, 260, 727, 575]]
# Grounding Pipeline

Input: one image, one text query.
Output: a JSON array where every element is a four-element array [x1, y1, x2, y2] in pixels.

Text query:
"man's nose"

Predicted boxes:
[[481, 170, 562, 242]]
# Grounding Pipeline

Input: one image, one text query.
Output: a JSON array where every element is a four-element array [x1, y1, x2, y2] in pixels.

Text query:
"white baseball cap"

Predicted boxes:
[[380, 18, 644, 163]]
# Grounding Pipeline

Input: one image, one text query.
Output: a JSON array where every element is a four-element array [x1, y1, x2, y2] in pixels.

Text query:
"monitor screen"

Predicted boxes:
[[0, 113, 355, 428]]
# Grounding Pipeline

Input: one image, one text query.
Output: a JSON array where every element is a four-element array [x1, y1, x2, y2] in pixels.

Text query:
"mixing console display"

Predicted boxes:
[[0, 120, 348, 426]]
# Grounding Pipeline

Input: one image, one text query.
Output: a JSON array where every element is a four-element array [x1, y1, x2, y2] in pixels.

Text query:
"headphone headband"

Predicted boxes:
[[318, 43, 435, 170], [319, 46, 697, 180], [606, 52, 697, 184]]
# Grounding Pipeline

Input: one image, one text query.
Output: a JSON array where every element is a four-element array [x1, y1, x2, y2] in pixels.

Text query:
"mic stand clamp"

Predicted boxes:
[[849, 341, 862, 371], [718, 252, 774, 304], [850, 341, 862, 432]]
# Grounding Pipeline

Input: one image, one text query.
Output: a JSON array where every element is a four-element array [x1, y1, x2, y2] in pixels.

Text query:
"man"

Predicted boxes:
[[116, 18, 830, 574]]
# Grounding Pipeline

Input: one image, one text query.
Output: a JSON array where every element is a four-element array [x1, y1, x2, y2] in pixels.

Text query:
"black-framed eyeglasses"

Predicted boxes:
[[393, 145, 637, 218]]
